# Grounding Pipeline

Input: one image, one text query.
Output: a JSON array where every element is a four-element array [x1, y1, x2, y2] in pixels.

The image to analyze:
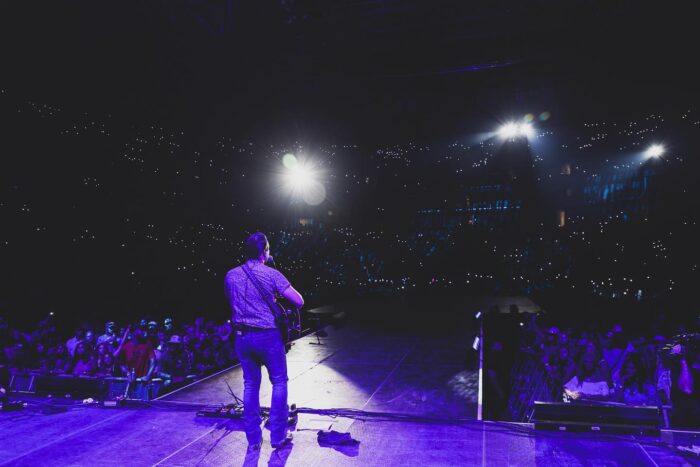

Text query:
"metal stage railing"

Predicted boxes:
[[507, 353, 559, 422]]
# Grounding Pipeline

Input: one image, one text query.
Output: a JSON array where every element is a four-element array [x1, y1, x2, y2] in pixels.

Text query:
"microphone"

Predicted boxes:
[[266, 255, 276, 268]]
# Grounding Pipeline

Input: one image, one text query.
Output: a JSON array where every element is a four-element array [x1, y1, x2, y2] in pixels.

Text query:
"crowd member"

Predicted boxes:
[[65, 328, 84, 358], [31, 341, 47, 372], [540, 327, 561, 367], [668, 332, 700, 428], [163, 317, 175, 337], [97, 321, 117, 346], [146, 321, 160, 349], [544, 344, 575, 388], [119, 328, 155, 381], [70, 341, 96, 376], [83, 329, 97, 349], [217, 322, 233, 343], [563, 350, 612, 402], [95, 351, 115, 377], [96, 342, 108, 360], [603, 325, 635, 388], [45, 343, 71, 374], [4, 329, 32, 370], [158, 335, 191, 387], [95, 342, 116, 377], [612, 352, 658, 405]]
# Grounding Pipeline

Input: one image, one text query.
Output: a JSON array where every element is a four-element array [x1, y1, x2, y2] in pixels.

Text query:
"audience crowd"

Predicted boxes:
[[487, 309, 700, 427], [0, 314, 237, 396]]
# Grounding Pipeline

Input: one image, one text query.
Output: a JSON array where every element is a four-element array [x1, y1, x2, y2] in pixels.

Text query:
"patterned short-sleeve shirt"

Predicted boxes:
[[224, 260, 291, 329]]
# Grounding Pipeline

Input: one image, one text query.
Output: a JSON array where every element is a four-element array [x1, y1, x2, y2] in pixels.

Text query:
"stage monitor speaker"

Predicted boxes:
[[533, 401, 660, 435]]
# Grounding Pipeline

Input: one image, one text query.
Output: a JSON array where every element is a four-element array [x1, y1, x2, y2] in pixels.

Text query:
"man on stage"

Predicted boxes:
[[225, 232, 304, 450]]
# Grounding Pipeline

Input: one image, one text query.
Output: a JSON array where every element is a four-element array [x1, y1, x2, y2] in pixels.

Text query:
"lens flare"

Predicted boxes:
[[282, 153, 298, 169]]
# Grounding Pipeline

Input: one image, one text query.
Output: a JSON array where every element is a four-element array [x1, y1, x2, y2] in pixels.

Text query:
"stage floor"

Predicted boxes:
[[1, 320, 695, 466]]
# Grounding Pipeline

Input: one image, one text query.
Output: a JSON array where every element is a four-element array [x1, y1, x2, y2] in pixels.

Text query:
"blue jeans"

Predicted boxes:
[[235, 328, 289, 445]]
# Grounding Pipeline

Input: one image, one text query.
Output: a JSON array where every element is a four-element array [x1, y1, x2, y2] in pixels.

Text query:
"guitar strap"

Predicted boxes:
[[242, 263, 283, 322]]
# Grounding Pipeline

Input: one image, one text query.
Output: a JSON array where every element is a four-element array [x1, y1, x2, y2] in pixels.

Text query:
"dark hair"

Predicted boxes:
[[576, 349, 602, 383], [620, 352, 646, 392], [244, 232, 269, 260]]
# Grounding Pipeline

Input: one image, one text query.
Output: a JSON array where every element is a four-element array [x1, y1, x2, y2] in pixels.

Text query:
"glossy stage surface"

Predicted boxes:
[[1, 300, 696, 466]]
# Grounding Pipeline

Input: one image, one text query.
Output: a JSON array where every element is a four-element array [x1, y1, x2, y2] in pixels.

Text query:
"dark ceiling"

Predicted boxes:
[[1, 1, 698, 137]]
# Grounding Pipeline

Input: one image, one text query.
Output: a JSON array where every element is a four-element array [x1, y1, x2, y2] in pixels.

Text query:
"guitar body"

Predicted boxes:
[[273, 295, 301, 348]]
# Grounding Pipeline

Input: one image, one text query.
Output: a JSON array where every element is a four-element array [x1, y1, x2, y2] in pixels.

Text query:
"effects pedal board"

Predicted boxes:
[[197, 403, 245, 419], [197, 403, 298, 426]]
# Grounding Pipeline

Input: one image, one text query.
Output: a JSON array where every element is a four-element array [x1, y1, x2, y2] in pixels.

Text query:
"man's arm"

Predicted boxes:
[[142, 357, 156, 381], [112, 326, 131, 357], [281, 285, 304, 309]]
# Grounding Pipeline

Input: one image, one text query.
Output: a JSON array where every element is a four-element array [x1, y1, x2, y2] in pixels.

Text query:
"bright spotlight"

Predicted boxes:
[[498, 123, 520, 139], [646, 144, 665, 158], [281, 159, 327, 205], [498, 122, 535, 139], [286, 164, 314, 190]]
